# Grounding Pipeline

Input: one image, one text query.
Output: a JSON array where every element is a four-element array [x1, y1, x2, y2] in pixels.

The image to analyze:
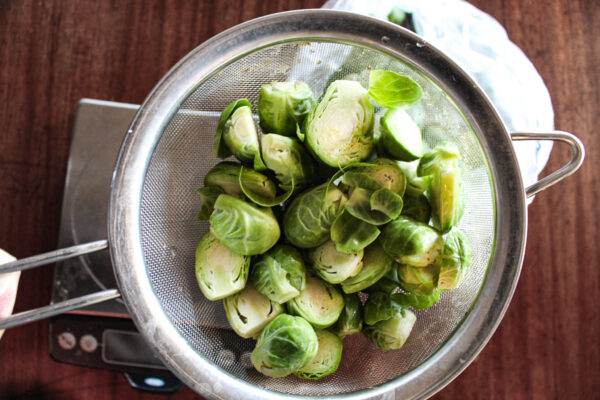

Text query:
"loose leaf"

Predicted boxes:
[[370, 188, 403, 219], [330, 210, 380, 254], [368, 70, 423, 109]]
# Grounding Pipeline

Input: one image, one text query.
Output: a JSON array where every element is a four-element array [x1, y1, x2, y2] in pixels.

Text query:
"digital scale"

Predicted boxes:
[[49, 99, 182, 393]]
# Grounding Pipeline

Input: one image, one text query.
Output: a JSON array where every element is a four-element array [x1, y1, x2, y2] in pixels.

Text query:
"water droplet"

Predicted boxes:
[[381, 36, 390, 44], [239, 351, 253, 368], [416, 41, 426, 48], [217, 349, 235, 368]]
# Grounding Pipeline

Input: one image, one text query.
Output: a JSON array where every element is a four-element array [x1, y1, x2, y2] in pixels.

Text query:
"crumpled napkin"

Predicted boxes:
[[323, 0, 554, 202]]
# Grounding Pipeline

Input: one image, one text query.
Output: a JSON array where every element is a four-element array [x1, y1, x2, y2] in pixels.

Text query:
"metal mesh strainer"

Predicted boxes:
[[138, 39, 494, 396], [112, 11, 526, 399], [0, 9, 584, 400]]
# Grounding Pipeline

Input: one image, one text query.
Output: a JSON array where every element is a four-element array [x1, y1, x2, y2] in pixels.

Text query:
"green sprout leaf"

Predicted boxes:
[[368, 70, 423, 109]]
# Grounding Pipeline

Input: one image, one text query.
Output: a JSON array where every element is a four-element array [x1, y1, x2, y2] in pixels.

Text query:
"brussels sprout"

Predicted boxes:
[[380, 216, 443, 267], [396, 160, 432, 197], [214, 99, 250, 159], [209, 194, 280, 256], [196, 186, 225, 220], [295, 330, 343, 380], [366, 276, 400, 295], [418, 142, 464, 233], [379, 109, 423, 161], [331, 210, 380, 254], [344, 187, 402, 226], [222, 105, 266, 170], [341, 241, 393, 294], [308, 240, 363, 284], [437, 228, 472, 290], [364, 292, 400, 326], [251, 314, 318, 378], [261, 134, 315, 189], [356, 159, 407, 195], [401, 193, 431, 224], [394, 290, 440, 310], [417, 142, 461, 176], [286, 272, 344, 329], [251, 244, 306, 304], [397, 263, 439, 296], [387, 6, 407, 25], [283, 183, 347, 248], [204, 161, 276, 199], [363, 306, 416, 350], [223, 282, 284, 338], [258, 81, 315, 136], [195, 231, 250, 300], [305, 80, 374, 167], [332, 293, 363, 339]]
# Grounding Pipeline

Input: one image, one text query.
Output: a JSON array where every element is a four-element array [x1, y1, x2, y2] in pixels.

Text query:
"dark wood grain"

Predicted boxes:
[[0, 0, 597, 399]]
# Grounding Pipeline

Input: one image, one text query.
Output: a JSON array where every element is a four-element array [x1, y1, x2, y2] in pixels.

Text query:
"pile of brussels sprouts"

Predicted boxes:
[[194, 71, 472, 380]]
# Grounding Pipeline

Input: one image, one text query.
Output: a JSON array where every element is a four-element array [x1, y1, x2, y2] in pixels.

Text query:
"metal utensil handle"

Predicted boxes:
[[511, 131, 585, 198], [0, 240, 121, 330]]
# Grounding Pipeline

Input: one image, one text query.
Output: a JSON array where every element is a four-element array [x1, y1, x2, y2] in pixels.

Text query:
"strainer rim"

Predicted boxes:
[[109, 9, 527, 400]]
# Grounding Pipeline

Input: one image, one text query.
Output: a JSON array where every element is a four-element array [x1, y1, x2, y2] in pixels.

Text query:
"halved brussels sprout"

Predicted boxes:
[[195, 231, 250, 300], [283, 183, 347, 248], [341, 241, 393, 294], [401, 193, 431, 224], [398, 263, 439, 296], [223, 282, 284, 338], [364, 291, 400, 326], [393, 290, 440, 310], [214, 99, 249, 158], [196, 186, 225, 220], [418, 142, 464, 233], [251, 314, 318, 378], [286, 272, 344, 329], [396, 160, 432, 197], [258, 81, 315, 136], [295, 330, 343, 380], [430, 166, 464, 233], [261, 134, 314, 189], [305, 80, 374, 167], [332, 293, 363, 339], [209, 194, 280, 256], [437, 228, 472, 290], [222, 105, 266, 170], [380, 216, 443, 267], [356, 159, 407, 195], [363, 306, 417, 350], [204, 161, 276, 199], [307, 240, 363, 284], [365, 276, 400, 295], [251, 244, 306, 304], [379, 108, 423, 161]]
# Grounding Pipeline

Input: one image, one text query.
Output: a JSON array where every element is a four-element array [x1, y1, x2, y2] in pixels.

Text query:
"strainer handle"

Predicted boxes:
[[511, 131, 585, 198], [0, 240, 121, 330]]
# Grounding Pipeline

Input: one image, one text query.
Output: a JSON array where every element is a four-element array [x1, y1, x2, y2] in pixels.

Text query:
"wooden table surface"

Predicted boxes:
[[0, 1, 597, 399]]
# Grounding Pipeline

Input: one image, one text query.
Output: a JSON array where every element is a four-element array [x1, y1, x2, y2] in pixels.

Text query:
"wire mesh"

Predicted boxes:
[[138, 41, 494, 396]]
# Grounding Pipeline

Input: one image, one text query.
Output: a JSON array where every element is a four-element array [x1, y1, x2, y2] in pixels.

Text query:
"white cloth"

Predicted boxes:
[[323, 0, 554, 202]]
